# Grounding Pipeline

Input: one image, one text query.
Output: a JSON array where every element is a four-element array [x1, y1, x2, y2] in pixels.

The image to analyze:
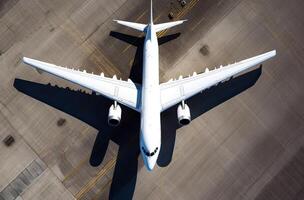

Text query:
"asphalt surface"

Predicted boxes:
[[0, 0, 304, 199]]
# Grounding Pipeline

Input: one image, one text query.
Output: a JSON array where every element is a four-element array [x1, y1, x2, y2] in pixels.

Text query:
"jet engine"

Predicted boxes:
[[177, 102, 191, 125], [108, 103, 122, 126]]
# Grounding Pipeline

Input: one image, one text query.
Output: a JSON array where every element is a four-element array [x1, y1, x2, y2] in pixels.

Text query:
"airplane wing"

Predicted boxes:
[[22, 57, 141, 112], [159, 50, 276, 111]]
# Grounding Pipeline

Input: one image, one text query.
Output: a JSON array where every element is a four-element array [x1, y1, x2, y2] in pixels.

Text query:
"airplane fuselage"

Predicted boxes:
[[140, 24, 161, 170]]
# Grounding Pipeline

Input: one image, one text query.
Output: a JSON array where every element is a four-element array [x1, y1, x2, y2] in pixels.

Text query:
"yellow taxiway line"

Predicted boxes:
[[61, 20, 121, 76], [63, 158, 89, 182], [75, 158, 116, 199], [191, 16, 205, 31], [91, 179, 113, 200]]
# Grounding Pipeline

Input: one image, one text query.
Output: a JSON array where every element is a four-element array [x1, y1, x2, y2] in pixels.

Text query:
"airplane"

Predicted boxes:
[[22, 0, 276, 171]]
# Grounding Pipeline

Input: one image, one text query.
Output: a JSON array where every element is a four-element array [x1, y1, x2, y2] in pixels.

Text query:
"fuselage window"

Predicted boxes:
[[142, 146, 159, 157]]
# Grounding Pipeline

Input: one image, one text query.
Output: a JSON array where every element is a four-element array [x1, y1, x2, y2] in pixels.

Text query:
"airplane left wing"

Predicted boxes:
[[23, 57, 141, 112], [160, 50, 276, 111]]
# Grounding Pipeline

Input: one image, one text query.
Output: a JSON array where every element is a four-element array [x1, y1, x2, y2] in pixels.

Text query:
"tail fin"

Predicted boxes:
[[150, 0, 153, 24], [113, 20, 147, 32], [114, 0, 152, 31], [154, 20, 187, 32], [114, 0, 186, 32]]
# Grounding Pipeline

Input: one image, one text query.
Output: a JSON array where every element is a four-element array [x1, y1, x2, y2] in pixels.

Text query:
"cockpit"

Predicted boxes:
[[141, 146, 159, 157]]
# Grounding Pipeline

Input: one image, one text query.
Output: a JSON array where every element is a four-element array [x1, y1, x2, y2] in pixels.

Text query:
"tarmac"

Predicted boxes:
[[0, 0, 304, 199]]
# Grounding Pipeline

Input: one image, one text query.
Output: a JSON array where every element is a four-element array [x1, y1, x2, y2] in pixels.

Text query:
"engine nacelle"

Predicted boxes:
[[177, 103, 191, 125], [108, 104, 122, 126]]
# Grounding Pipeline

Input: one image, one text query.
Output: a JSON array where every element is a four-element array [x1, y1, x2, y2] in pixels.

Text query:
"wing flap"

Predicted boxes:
[[23, 57, 141, 111], [160, 50, 276, 111]]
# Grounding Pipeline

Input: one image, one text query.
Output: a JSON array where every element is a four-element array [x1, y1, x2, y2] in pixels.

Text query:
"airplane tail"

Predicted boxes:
[[113, 0, 153, 32], [114, 0, 186, 32], [113, 20, 147, 32], [150, 0, 186, 32], [150, 0, 153, 24]]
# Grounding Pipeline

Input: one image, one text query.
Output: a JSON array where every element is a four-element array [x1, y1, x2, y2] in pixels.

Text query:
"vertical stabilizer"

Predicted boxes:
[[150, 0, 153, 24], [151, 0, 187, 32]]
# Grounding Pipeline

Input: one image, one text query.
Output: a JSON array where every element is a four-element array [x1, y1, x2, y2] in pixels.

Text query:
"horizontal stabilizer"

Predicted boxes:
[[114, 20, 147, 32], [154, 20, 187, 32]]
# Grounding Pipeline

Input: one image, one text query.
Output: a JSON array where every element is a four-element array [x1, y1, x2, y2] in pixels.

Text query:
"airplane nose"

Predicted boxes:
[[146, 158, 156, 171]]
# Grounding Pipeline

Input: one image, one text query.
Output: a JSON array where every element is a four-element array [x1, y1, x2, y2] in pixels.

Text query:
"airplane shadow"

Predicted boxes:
[[14, 30, 262, 199], [109, 31, 181, 84]]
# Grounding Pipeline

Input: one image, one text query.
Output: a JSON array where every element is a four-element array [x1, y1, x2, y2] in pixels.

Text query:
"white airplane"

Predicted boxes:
[[22, 0, 276, 171]]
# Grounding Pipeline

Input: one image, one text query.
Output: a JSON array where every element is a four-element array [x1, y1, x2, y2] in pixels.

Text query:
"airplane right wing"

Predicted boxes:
[[160, 50, 276, 111]]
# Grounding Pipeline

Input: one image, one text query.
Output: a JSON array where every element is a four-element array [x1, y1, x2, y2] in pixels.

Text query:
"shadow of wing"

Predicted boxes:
[[189, 66, 262, 120], [14, 78, 141, 166], [158, 66, 263, 167], [14, 78, 111, 130]]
